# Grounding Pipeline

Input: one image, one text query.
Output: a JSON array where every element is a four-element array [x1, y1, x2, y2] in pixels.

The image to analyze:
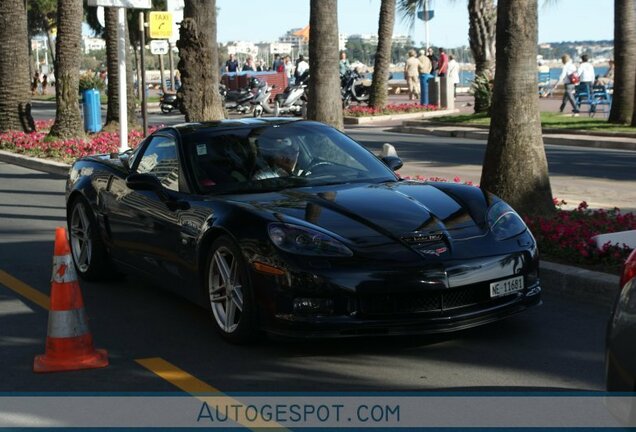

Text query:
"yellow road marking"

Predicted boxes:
[[136, 357, 286, 430], [0, 269, 50, 310], [135, 357, 220, 393]]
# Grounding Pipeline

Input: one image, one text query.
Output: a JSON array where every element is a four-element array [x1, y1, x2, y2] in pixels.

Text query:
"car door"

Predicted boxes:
[[106, 132, 186, 281]]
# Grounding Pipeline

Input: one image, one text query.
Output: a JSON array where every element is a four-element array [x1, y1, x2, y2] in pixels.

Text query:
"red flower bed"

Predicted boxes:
[[0, 123, 160, 162], [345, 103, 439, 117], [525, 201, 636, 270]]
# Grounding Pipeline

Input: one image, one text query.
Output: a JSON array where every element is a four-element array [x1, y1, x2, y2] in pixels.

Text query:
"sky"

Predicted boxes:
[[216, 0, 614, 47]]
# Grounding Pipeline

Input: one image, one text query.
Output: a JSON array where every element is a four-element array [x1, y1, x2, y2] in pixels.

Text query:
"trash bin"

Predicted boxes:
[[82, 89, 102, 133], [419, 73, 432, 106], [428, 77, 441, 108]]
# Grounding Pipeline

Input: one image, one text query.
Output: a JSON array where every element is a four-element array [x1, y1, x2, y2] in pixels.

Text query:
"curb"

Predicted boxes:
[[344, 109, 460, 125], [394, 126, 636, 151], [0, 151, 621, 307], [0, 150, 70, 177], [540, 260, 620, 307]]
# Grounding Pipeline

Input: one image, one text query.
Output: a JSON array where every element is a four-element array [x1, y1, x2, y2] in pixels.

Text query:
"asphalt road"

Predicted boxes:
[[0, 160, 614, 393]]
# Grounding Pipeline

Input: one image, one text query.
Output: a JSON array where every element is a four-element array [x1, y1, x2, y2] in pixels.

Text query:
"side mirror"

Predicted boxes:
[[126, 173, 163, 191], [379, 143, 403, 171], [381, 156, 403, 171]]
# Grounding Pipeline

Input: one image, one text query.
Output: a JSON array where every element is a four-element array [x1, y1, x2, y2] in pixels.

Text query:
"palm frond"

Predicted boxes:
[[396, 0, 424, 29]]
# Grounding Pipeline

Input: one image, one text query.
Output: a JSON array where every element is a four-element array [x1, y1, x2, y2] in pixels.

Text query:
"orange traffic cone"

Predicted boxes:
[[33, 227, 109, 373]]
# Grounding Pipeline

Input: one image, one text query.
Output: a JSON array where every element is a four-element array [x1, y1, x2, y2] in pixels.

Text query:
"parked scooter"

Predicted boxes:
[[220, 77, 263, 114], [273, 71, 309, 117], [160, 92, 181, 114], [341, 69, 370, 108], [251, 82, 275, 118]]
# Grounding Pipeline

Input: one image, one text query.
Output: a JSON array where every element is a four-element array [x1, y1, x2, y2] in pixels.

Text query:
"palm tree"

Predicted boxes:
[[0, 0, 35, 132], [307, 0, 343, 130], [480, 0, 554, 216], [177, 0, 224, 122], [609, 0, 636, 124], [369, 0, 396, 109], [104, 7, 136, 128], [49, 0, 83, 139], [398, 0, 496, 113]]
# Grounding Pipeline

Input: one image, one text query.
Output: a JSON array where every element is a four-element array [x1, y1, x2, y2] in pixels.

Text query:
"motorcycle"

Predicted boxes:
[[220, 77, 262, 115], [341, 69, 370, 108], [273, 71, 309, 117], [251, 82, 275, 118], [160, 92, 181, 114]]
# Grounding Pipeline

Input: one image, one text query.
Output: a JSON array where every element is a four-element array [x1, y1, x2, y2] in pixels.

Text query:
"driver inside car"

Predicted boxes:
[[253, 137, 301, 180]]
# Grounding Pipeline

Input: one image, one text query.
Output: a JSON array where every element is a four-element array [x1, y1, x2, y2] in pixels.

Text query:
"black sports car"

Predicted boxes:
[[65, 118, 541, 343]]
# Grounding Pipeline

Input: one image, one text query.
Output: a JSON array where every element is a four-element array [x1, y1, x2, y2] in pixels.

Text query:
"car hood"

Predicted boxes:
[[230, 181, 506, 260]]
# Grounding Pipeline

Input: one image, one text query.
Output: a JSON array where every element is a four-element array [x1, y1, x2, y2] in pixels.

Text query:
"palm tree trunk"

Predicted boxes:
[[0, 0, 35, 132], [177, 0, 224, 122], [308, 0, 343, 130], [480, 0, 553, 216], [609, 0, 636, 124], [49, 0, 83, 139], [369, 0, 395, 109], [468, 0, 496, 113]]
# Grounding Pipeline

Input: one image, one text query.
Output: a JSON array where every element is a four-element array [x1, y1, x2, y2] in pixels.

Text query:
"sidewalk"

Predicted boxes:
[[396, 121, 636, 151]]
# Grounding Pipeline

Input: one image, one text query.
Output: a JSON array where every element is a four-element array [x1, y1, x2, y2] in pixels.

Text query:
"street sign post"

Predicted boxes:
[[149, 12, 173, 39], [87, 0, 151, 152]]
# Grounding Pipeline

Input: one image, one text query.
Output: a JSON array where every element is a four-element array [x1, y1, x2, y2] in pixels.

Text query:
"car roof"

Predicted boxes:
[[168, 118, 303, 138]]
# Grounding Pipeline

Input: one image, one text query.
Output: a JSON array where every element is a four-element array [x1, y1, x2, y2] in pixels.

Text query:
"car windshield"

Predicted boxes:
[[184, 121, 397, 194]]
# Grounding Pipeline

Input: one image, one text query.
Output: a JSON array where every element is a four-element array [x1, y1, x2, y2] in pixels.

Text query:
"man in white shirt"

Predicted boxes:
[[577, 54, 596, 112], [554, 54, 579, 114], [447, 55, 460, 98], [295, 56, 309, 84]]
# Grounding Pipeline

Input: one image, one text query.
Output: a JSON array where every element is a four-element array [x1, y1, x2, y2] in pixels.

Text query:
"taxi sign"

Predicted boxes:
[[149, 11, 173, 39]]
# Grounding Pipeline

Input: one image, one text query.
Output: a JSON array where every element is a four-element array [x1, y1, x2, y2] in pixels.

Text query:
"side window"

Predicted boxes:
[[136, 135, 180, 192], [302, 134, 366, 170]]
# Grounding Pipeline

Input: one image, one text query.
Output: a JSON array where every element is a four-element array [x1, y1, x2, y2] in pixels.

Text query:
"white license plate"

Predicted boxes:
[[490, 276, 524, 298]]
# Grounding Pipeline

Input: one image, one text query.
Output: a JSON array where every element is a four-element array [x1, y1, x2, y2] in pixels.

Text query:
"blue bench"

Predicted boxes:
[[575, 84, 612, 117]]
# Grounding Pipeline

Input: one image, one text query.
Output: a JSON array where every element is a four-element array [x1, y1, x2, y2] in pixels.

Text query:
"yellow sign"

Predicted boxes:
[[149, 11, 173, 39]]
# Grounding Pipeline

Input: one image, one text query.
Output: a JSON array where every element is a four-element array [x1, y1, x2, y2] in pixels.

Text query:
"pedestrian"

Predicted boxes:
[[41, 74, 48, 95], [295, 55, 309, 84], [577, 54, 596, 110], [339, 51, 350, 76], [437, 48, 448, 77], [283, 55, 294, 82], [403, 50, 420, 101], [447, 54, 460, 98], [272, 54, 283, 72], [427, 47, 438, 76], [294, 55, 306, 82], [243, 56, 255, 72], [417, 49, 432, 105], [31, 71, 40, 95], [596, 59, 614, 87], [225, 53, 239, 73], [554, 54, 579, 114]]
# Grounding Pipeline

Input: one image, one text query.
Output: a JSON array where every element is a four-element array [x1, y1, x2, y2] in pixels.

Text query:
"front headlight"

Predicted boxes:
[[487, 201, 527, 240], [268, 223, 353, 257]]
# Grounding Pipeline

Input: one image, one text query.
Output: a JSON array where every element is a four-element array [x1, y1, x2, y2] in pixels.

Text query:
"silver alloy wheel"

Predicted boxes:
[[70, 202, 93, 273], [209, 247, 244, 333]]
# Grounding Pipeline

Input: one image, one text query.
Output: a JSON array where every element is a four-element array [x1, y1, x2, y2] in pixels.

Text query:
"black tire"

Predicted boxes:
[[160, 103, 173, 114], [205, 236, 257, 344], [273, 101, 281, 117], [67, 197, 113, 281]]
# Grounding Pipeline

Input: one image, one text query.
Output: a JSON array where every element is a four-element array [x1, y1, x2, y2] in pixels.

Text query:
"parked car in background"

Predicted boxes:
[[606, 249, 636, 392]]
